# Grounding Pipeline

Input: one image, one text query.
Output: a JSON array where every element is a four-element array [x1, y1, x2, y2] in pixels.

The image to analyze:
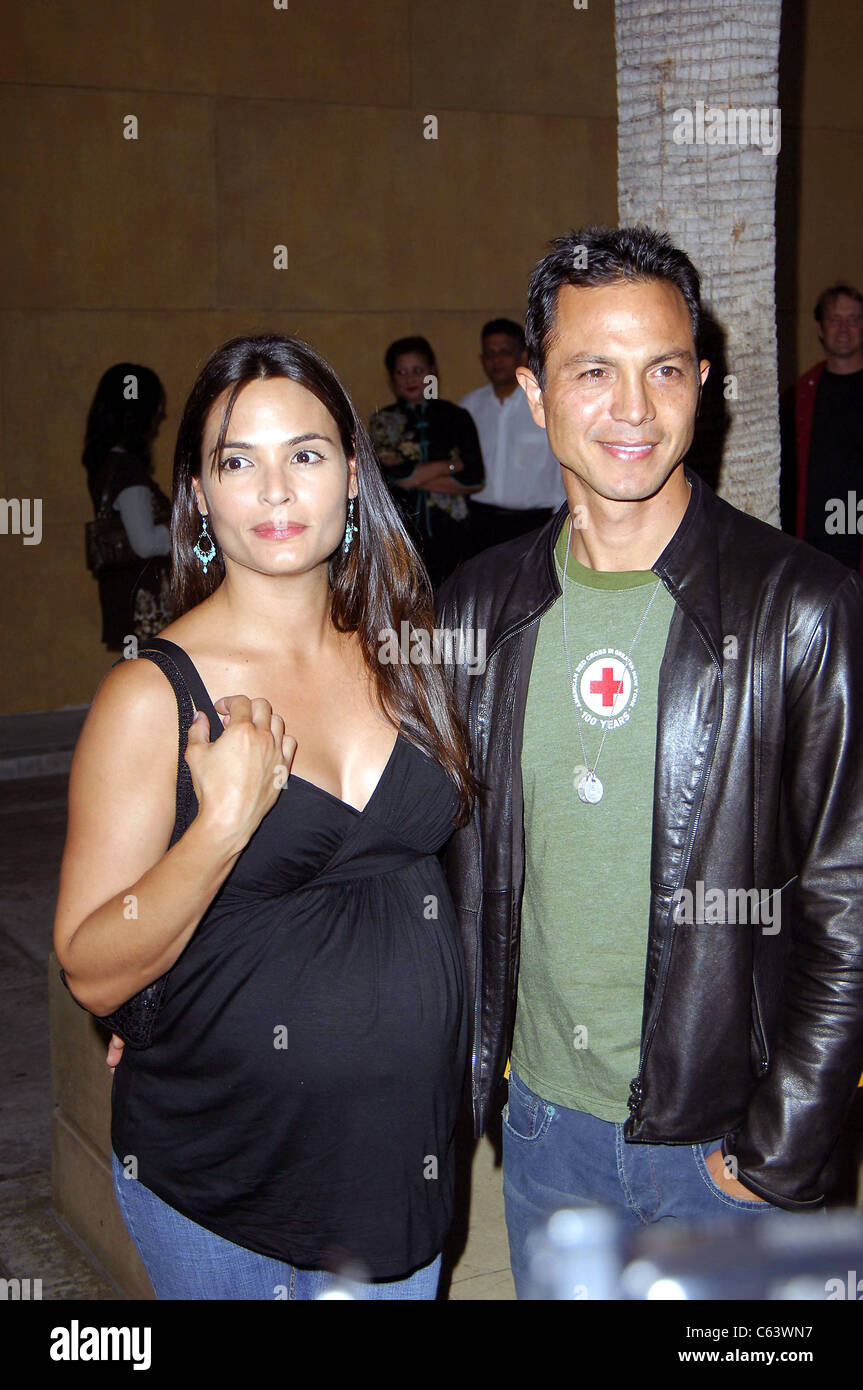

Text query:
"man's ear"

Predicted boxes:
[[516, 366, 546, 429]]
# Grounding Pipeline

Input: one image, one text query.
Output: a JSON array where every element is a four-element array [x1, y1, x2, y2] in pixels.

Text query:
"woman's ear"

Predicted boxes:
[[347, 458, 359, 500], [191, 477, 207, 514]]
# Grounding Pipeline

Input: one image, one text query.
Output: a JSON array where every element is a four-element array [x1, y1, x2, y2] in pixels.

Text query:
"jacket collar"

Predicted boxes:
[[490, 464, 725, 667]]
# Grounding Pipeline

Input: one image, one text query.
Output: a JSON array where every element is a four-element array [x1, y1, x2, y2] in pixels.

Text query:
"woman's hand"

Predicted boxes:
[[107, 1033, 125, 1073], [396, 459, 464, 490], [185, 696, 297, 855]]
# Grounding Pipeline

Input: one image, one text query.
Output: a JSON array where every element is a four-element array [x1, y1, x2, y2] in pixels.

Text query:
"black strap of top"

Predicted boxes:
[[108, 639, 222, 845], [141, 637, 224, 741]]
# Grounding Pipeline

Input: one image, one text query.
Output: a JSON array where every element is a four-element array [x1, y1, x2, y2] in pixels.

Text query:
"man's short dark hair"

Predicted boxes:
[[384, 336, 436, 375], [481, 318, 526, 350], [814, 283, 863, 325], [525, 225, 703, 388]]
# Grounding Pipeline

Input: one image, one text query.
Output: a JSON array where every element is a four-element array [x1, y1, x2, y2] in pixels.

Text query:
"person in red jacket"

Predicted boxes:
[[788, 283, 863, 573]]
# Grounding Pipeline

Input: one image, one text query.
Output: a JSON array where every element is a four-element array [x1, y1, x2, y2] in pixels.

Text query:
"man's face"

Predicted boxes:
[[518, 278, 709, 506], [480, 332, 525, 389], [818, 293, 863, 360]]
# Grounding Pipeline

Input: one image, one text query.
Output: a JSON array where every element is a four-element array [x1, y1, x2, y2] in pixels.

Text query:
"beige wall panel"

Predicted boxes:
[[2, 1, 409, 109], [799, 0, 863, 133], [216, 101, 617, 311], [0, 522, 107, 712], [0, 87, 216, 310], [793, 128, 863, 326], [410, 0, 615, 118]]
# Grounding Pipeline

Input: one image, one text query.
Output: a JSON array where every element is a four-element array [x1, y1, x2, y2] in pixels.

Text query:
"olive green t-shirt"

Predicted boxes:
[[510, 517, 676, 1121]]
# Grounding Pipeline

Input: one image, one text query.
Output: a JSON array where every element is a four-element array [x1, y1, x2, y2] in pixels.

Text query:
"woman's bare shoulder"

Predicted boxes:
[[82, 653, 179, 751]]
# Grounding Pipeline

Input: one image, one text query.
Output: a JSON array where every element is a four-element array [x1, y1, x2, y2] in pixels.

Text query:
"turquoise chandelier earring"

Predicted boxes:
[[343, 494, 357, 554], [194, 513, 217, 574]]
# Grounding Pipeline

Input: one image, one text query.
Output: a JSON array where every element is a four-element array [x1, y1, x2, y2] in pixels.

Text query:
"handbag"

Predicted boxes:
[[85, 460, 138, 577]]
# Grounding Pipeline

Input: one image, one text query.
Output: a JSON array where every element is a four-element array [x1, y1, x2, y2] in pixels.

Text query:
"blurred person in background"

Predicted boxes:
[[460, 318, 565, 554], [784, 283, 863, 573], [83, 362, 172, 649], [369, 336, 484, 587]]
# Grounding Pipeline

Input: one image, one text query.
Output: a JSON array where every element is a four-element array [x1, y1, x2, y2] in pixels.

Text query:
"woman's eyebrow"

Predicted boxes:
[[209, 432, 336, 458]]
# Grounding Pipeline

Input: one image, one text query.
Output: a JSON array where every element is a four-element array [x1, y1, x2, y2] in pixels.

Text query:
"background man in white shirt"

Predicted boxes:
[[460, 318, 566, 554]]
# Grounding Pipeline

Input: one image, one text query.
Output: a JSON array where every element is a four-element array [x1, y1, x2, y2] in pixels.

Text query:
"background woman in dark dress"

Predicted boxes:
[[83, 363, 172, 649], [55, 336, 477, 1300], [369, 336, 485, 587]]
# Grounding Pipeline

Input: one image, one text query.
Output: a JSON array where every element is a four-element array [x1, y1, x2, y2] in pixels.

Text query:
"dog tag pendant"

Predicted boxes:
[[577, 771, 603, 804]]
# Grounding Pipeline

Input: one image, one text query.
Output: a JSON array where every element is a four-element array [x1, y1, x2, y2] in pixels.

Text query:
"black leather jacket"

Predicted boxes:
[[436, 467, 863, 1210]]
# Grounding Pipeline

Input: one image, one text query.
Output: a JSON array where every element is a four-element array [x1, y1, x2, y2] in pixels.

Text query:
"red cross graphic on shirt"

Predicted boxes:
[[590, 665, 623, 707]]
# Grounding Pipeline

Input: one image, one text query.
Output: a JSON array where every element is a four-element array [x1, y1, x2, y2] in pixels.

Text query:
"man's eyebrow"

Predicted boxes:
[[209, 432, 335, 458], [560, 348, 696, 369]]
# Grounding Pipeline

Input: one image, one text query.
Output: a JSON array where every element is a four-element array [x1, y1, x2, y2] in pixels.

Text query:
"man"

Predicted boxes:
[[789, 283, 863, 572], [459, 319, 565, 554], [436, 226, 863, 1298]]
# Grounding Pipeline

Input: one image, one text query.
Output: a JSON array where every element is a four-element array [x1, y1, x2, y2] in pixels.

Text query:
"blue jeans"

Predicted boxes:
[[503, 1068, 787, 1300], [111, 1151, 441, 1300]]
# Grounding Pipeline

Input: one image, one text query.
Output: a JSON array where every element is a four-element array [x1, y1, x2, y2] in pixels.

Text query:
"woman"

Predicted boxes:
[[55, 335, 477, 1300], [83, 363, 172, 649], [369, 336, 484, 587]]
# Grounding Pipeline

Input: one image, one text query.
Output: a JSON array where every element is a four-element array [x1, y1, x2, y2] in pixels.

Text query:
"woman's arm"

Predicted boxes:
[[396, 459, 484, 495], [53, 660, 294, 1016], [450, 406, 485, 488], [113, 485, 171, 558]]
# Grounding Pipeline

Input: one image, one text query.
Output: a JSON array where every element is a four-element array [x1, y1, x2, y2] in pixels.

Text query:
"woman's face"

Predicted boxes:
[[390, 351, 433, 405], [193, 377, 357, 579]]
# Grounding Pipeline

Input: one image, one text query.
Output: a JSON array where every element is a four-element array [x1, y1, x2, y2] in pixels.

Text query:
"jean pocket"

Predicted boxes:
[[502, 1071, 555, 1143], [695, 1144, 774, 1211]]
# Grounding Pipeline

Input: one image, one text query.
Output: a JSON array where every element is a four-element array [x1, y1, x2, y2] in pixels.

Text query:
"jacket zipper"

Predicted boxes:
[[471, 596, 558, 1129], [627, 618, 723, 1122], [467, 675, 485, 1116], [751, 976, 770, 1075]]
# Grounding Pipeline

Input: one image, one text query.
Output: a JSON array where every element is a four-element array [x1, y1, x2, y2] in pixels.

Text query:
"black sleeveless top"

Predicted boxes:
[[110, 639, 468, 1279]]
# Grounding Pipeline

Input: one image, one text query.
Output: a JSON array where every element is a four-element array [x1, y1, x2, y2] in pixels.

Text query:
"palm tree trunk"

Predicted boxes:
[[615, 0, 782, 523]]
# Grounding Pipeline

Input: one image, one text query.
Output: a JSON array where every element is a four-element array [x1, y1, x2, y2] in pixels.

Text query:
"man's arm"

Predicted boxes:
[[728, 570, 863, 1206]]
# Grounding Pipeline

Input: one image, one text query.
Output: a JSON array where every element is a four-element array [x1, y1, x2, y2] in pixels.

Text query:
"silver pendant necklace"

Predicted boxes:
[[561, 517, 662, 804]]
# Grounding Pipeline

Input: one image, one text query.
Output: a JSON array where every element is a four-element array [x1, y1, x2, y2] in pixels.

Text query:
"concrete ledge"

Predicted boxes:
[[0, 709, 87, 781], [49, 950, 153, 1300], [51, 1114, 154, 1301]]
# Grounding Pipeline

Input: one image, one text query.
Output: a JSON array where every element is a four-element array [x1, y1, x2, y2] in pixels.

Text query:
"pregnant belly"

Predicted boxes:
[[142, 886, 466, 1099]]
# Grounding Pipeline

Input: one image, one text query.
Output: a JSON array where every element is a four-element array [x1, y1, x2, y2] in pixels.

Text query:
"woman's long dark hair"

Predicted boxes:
[[172, 335, 478, 824], [82, 363, 165, 504]]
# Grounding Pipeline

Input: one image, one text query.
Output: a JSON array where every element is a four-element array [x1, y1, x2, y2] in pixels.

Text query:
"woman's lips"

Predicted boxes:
[[252, 523, 307, 539]]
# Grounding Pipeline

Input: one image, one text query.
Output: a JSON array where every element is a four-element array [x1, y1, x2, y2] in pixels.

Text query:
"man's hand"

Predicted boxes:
[[705, 1145, 765, 1201]]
